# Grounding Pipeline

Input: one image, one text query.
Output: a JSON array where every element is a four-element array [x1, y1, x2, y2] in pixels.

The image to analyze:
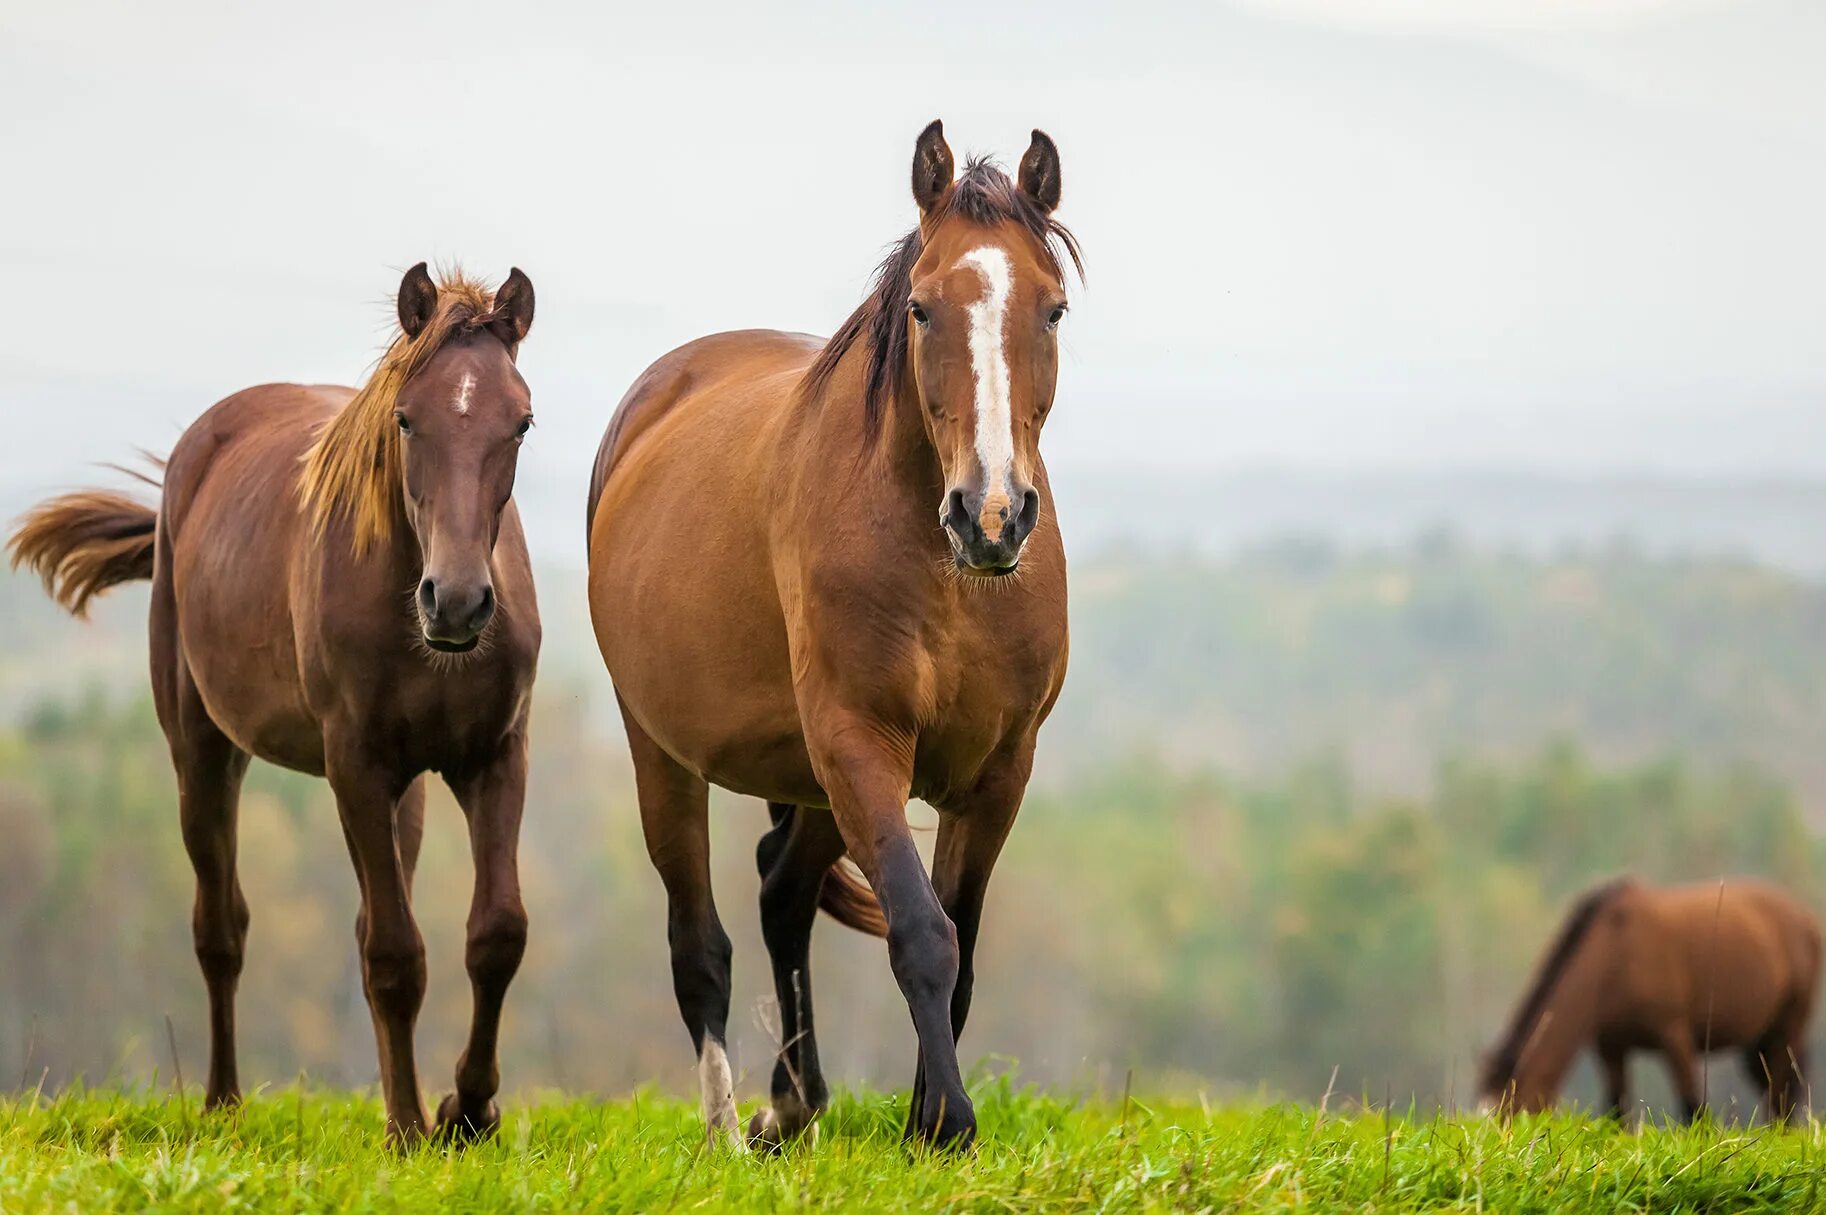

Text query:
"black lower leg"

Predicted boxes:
[[753, 804, 844, 1140], [875, 836, 971, 1148]]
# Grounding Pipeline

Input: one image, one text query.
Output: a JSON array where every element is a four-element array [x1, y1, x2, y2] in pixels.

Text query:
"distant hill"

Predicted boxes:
[[1054, 468, 1826, 577]]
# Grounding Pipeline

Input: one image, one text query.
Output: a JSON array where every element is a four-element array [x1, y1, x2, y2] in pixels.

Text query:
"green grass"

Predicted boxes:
[[3, 1080, 1825, 1212]]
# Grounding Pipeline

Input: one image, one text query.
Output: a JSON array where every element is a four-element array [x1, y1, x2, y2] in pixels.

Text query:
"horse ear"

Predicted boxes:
[[911, 119, 954, 218], [489, 268, 535, 347], [1018, 129, 1062, 213], [397, 262, 438, 339]]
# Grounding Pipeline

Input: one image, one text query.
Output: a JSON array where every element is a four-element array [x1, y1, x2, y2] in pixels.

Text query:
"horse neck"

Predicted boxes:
[[307, 504, 422, 606], [804, 346, 945, 523], [1502, 927, 1611, 1105]]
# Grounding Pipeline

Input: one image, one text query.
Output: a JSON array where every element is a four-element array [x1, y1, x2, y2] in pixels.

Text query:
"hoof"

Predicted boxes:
[[201, 1089, 243, 1114], [434, 1093, 501, 1145], [384, 1119, 430, 1153], [747, 1106, 820, 1155], [905, 1101, 976, 1154]]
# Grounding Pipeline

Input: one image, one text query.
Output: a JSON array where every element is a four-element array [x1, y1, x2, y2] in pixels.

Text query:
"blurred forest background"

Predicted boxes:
[[3, 475, 1824, 1118]]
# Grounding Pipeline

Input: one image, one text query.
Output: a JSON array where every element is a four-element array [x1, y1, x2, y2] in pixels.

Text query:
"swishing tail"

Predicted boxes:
[[766, 803, 888, 938], [9, 488, 159, 617], [819, 856, 888, 938]]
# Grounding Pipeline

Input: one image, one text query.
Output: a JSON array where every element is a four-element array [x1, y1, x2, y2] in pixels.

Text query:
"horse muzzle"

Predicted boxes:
[[942, 484, 1038, 575], [417, 576, 495, 651]]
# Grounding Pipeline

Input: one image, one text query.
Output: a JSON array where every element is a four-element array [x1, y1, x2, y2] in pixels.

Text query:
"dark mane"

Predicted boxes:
[[1482, 876, 1632, 1092], [802, 156, 1084, 435]]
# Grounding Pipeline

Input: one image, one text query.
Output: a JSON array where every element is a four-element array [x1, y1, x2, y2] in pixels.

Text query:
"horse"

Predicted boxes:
[[9, 265, 541, 1147], [1479, 876, 1820, 1122], [585, 120, 1081, 1151]]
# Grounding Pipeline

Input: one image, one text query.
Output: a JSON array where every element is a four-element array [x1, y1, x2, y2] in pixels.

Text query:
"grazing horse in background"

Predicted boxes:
[[9, 265, 541, 1147], [1480, 877, 1821, 1122], [586, 120, 1081, 1151]]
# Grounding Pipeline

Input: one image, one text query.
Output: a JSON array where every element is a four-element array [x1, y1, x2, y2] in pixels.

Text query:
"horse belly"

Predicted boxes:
[[589, 488, 818, 802], [166, 470, 322, 773]]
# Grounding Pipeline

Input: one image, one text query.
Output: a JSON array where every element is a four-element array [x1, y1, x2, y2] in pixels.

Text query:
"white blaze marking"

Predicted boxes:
[[453, 372, 475, 416], [698, 1039, 745, 1150], [959, 247, 1015, 513]]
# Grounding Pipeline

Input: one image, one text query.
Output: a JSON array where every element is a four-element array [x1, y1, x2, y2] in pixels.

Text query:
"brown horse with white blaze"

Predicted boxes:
[[9, 265, 541, 1147], [1480, 877, 1820, 1122], [586, 121, 1080, 1151]]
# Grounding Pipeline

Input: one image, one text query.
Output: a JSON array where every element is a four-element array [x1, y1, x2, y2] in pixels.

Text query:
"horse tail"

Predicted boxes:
[[9, 488, 159, 618], [1485, 875, 1632, 1089], [819, 856, 887, 938]]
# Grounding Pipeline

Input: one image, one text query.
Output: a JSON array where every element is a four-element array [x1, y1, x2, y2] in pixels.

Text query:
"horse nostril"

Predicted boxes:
[[1016, 488, 1040, 539], [417, 577, 437, 616], [472, 585, 496, 629], [944, 488, 972, 535]]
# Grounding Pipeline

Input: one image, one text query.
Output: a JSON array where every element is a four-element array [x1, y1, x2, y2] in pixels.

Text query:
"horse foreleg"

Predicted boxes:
[[436, 739, 530, 1143], [903, 758, 1028, 1141], [811, 720, 973, 1151], [1597, 1041, 1629, 1122], [1658, 1024, 1704, 1124], [748, 803, 846, 1151], [329, 745, 428, 1147]]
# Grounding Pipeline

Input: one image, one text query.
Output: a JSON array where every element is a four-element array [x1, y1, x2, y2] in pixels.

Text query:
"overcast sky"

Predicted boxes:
[[4, 0, 1822, 563]]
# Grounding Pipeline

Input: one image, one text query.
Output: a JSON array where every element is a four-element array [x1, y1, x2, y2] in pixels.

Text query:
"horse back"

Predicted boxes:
[[1623, 880, 1821, 1041], [587, 330, 821, 540]]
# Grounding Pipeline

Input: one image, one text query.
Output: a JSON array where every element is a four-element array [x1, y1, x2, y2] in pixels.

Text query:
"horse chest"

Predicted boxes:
[[905, 599, 1066, 792], [390, 668, 529, 770]]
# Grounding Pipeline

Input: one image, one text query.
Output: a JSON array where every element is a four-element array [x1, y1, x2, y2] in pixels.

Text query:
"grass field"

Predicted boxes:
[[3, 1080, 1824, 1212]]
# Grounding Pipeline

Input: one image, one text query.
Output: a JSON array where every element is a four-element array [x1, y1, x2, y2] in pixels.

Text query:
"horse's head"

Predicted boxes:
[[390, 263, 536, 652], [902, 121, 1074, 577]]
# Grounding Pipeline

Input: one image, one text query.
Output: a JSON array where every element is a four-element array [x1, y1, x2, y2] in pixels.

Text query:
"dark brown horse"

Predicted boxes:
[[9, 265, 540, 1146], [586, 121, 1080, 1151], [1480, 877, 1820, 1122]]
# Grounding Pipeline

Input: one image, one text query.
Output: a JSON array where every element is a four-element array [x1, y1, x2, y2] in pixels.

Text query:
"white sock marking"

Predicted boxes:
[[698, 1039, 745, 1150], [959, 247, 1015, 529]]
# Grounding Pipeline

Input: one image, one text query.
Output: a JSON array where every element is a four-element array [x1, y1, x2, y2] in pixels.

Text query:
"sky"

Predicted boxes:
[[3, 0, 1822, 565]]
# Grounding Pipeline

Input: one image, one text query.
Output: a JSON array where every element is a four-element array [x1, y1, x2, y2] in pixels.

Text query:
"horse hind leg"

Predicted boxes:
[[1743, 1044, 1780, 1122], [621, 700, 741, 1150], [747, 803, 847, 1151], [1755, 992, 1814, 1124], [166, 676, 252, 1112]]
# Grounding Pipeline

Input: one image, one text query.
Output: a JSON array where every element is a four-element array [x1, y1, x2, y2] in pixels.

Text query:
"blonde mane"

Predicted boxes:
[[299, 269, 499, 553]]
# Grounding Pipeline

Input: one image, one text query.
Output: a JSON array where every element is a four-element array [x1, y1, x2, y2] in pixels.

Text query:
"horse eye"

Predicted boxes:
[[908, 302, 930, 327], [1046, 306, 1067, 330], [515, 417, 533, 441], [395, 414, 412, 435]]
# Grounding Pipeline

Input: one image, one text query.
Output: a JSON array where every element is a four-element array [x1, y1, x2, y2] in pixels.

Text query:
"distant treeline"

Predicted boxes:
[[0, 685, 1816, 1114], [1059, 535, 1826, 810], [8, 538, 1825, 811]]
